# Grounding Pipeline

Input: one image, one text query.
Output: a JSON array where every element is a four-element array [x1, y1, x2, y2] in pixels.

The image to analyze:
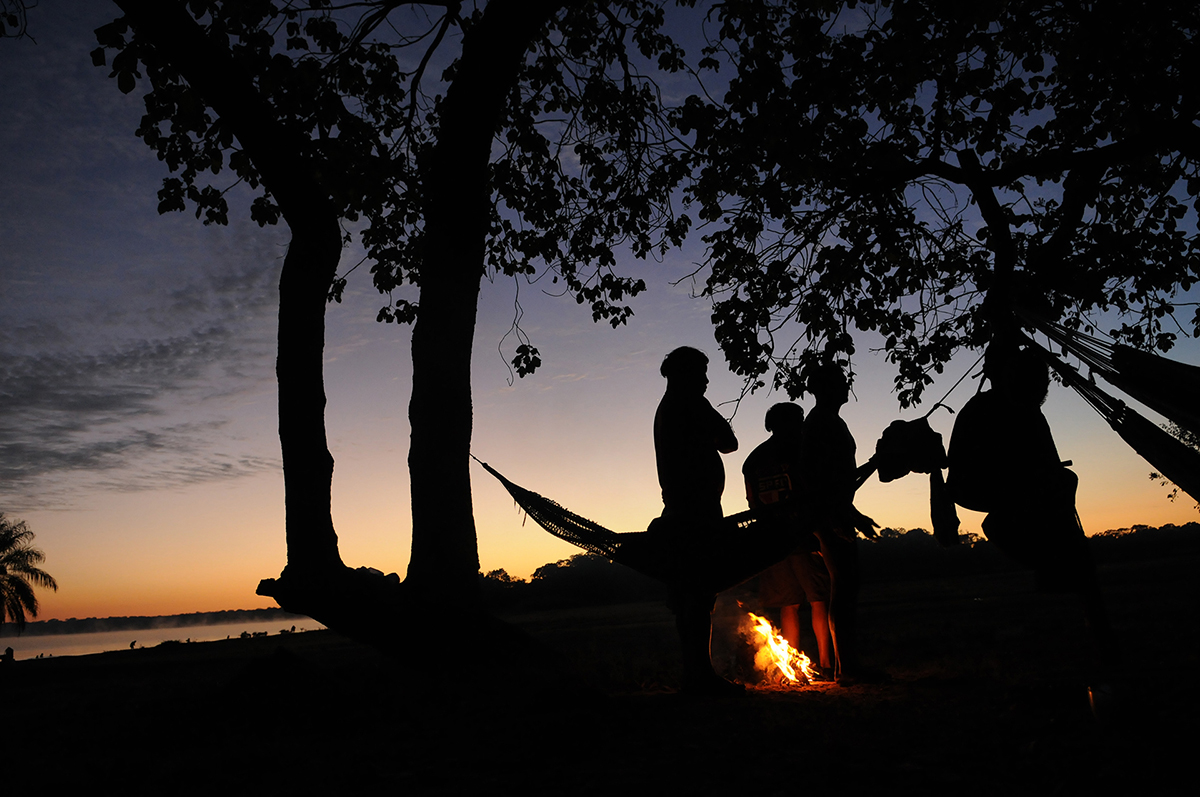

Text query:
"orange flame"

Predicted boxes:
[[747, 611, 817, 685]]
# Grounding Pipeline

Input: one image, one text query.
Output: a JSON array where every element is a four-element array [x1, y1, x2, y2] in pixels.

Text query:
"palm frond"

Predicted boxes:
[[2, 578, 38, 632], [0, 514, 56, 632], [2, 545, 47, 570]]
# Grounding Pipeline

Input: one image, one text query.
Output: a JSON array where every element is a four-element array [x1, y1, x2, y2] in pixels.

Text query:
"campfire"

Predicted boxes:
[[744, 611, 818, 687]]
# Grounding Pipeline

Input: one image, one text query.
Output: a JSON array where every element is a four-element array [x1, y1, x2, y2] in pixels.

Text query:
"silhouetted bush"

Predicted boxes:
[[480, 554, 666, 612], [860, 522, 1200, 584]]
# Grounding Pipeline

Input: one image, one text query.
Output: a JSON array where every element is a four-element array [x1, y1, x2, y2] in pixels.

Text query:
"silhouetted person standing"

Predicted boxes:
[[654, 346, 741, 694], [947, 341, 1115, 675], [801, 362, 877, 686], [743, 402, 834, 678]]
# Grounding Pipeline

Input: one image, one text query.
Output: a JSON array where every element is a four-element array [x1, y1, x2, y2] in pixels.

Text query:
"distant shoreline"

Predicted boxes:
[[6, 521, 1196, 639], [0, 608, 311, 638]]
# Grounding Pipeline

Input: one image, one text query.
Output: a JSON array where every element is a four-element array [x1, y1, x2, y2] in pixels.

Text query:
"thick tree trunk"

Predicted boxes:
[[405, 0, 570, 603]]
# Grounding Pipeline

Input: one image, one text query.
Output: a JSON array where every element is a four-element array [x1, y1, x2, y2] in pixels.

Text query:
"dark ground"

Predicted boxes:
[[5, 554, 1196, 795]]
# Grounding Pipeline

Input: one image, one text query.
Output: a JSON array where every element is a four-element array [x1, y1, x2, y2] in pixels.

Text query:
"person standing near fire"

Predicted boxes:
[[742, 402, 835, 681], [653, 346, 742, 695], [801, 361, 879, 686]]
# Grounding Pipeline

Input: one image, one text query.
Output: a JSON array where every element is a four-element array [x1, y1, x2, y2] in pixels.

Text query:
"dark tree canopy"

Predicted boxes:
[[372, 0, 698, 377], [680, 0, 1200, 406], [95, 0, 696, 375]]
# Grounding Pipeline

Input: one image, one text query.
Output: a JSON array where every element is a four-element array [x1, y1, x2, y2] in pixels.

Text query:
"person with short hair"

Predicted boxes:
[[653, 346, 741, 695], [743, 402, 835, 680], [947, 341, 1114, 667]]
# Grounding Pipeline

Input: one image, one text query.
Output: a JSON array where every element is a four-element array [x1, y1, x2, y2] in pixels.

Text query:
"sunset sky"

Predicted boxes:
[[3, 3, 1197, 622]]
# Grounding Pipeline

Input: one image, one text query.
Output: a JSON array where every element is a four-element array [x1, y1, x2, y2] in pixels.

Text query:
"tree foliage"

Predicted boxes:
[[373, 1, 698, 355], [680, 0, 1200, 406], [0, 0, 28, 39], [95, 0, 697, 376], [1151, 420, 1200, 508], [0, 514, 57, 633]]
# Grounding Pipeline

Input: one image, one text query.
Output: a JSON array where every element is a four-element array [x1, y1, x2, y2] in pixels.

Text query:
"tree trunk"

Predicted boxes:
[[277, 216, 345, 575], [117, 1, 345, 576], [405, 0, 570, 603]]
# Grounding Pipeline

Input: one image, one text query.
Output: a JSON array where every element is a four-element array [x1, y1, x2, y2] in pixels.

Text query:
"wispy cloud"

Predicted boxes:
[[0, 221, 287, 510], [0, 7, 299, 510], [0, 295, 282, 509]]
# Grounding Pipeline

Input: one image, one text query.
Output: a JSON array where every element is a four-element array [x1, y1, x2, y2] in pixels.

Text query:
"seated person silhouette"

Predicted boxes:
[[743, 402, 834, 680], [801, 361, 879, 686], [947, 341, 1115, 668], [654, 346, 741, 695]]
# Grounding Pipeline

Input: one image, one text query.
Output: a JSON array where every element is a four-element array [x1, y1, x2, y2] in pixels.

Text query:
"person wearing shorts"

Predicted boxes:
[[743, 402, 834, 678]]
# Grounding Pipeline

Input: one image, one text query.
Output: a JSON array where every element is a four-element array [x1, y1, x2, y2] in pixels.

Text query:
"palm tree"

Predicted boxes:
[[0, 514, 57, 632]]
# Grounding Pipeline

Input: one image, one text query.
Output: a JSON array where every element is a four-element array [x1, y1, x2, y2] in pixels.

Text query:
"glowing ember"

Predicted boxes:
[[746, 611, 817, 685]]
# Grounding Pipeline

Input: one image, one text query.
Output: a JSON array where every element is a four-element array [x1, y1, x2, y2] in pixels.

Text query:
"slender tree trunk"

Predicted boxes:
[[405, 0, 570, 602], [277, 216, 345, 574], [117, 1, 344, 577]]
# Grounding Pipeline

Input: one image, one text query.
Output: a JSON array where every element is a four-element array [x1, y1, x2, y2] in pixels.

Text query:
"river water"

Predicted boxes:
[[1, 618, 325, 661]]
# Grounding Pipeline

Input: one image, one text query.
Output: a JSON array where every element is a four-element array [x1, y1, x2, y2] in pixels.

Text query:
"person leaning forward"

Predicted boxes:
[[653, 346, 742, 695]]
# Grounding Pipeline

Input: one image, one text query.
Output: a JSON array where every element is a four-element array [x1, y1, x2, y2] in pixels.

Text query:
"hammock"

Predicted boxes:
[[476, 459, 806, 594], [1021, 336, 1200, 506], [1023, 315, 1200, 439]]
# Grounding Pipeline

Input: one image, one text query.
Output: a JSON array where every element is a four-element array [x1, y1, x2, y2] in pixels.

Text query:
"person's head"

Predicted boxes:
[[985, 342, 1050, 406], [806, 361, 849, 407], [661, 346, 709, 393], [764, 402, 805, 437]]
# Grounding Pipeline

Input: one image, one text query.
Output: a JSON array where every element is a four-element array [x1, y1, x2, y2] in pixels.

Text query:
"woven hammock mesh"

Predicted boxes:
[[478, 459, 759, 559], [478, 460, 625, 558], [476, 459, 793, 594]]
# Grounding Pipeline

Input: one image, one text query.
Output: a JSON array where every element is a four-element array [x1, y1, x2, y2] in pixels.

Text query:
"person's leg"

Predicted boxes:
[[794, 549, 834, 673], [809, 600, 833, 670], [676, 601, 713, 679], [816, 527, 861, 682], [780, 604, 802, 651], [675, 590, 742, 694]]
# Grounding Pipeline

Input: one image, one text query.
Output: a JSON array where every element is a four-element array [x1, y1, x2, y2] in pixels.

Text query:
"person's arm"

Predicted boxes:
[[707, 402, 738, 453], [745, 474, 759, 508], [848, 504, 879, 539]]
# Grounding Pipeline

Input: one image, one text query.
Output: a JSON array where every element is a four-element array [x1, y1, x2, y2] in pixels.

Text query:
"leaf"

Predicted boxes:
[[117, 70, 136, 95]]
